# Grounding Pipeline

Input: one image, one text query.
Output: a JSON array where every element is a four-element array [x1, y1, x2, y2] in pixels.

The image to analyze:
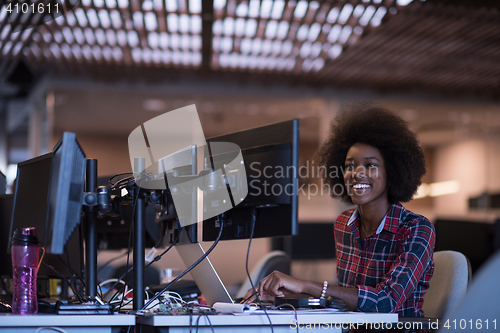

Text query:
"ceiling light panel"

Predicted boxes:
[[34, 0, 208, 69], [211, 0, 404, 73], [11, 0, 407, 75]]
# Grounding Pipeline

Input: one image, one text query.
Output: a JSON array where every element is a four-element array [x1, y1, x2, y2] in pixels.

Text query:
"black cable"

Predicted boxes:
[[41, 261, 84, 303], [62, 247, 85, 287], [152, 220, 168, 249], [145, 225, 180, 267], [101, 181, 141, 304], [111, 177, 135, 191], [189, 310, 193, 333], [108, 173, 134, 191], [101, 183, 139, 310], [103, 221, 180, 308], [63, 249, 85, 300], [245, 208, 274, 333], [108, 172, 154, 189], [205, 313, 215, 333], [141, 221, 225, 311], [108, 173, 133, 183], [276, 303, 299, 333], [109, 172, 154, 191], [118, 184, 141, 312], [195, 313, 215, 333]]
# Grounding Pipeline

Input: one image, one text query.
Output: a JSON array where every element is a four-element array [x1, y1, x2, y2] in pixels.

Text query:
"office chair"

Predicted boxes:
[[438, 250, 500, 332], [423, 250, 472, 319], [235, 250, 291, 299], [389, 250, 471, 333]]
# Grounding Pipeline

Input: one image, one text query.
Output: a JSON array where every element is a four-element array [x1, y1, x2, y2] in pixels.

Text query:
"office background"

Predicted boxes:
[[1, 0, 500, 292]]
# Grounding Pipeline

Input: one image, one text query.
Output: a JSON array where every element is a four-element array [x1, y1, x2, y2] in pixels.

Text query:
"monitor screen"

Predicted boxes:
[[7, 153, 83, 279], [202, 119, 299, 241]]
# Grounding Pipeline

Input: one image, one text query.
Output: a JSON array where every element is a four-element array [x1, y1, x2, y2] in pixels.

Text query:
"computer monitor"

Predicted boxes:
[[44, 132, 86, 255], [202, 119, 299, 241], [7, 153, 83, 280]]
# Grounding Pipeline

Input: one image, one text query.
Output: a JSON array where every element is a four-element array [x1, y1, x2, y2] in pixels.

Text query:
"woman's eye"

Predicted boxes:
[[345, 165, 354, 171]]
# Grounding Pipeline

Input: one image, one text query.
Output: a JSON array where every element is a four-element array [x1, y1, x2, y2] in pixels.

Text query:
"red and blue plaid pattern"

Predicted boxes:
[[335, 202, 435, 316]]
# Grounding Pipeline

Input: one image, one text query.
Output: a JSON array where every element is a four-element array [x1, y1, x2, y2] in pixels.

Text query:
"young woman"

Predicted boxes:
[[244, 102, 435, 317]]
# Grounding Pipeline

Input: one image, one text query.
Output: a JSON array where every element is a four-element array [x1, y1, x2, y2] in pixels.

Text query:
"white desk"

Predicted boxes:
[[136, 310, 399, 333], [0, 314, 135, 333]]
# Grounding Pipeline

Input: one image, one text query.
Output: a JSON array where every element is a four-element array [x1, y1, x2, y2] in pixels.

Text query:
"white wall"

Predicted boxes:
[[433, 134, 500, 219]]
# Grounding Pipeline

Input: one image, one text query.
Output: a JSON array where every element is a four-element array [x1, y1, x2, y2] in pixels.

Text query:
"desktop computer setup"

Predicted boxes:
[[0, 119, 302, 316]]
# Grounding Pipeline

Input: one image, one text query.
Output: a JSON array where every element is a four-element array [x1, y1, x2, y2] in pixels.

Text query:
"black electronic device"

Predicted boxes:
[[96, 201, 162, 249], [56, 302, 113, 314], [274, 295, 347, 311], [274, 296, 327, 308], [95, 176, 167, 249], [7, 153, 84, 281], [202, 119, 299, 241]]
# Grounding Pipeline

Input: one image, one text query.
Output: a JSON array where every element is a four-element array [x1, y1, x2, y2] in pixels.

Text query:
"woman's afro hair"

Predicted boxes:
[[318, 101, 426, 204]]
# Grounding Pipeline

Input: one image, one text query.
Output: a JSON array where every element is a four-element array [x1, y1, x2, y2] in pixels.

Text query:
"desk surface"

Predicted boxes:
[[0, 313, 135, 326], [0, 312, 399, 333], [137, 310, 398, 326]]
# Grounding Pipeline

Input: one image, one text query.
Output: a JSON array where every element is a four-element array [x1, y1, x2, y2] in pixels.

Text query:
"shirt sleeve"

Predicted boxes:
[[356, 217, 435, 313]]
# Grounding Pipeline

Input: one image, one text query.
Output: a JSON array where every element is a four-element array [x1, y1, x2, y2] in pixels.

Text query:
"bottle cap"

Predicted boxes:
[[12, 227, 39, 246]]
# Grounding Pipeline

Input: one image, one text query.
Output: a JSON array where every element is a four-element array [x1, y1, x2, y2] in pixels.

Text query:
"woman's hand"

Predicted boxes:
[[242, 271, 307, 304]]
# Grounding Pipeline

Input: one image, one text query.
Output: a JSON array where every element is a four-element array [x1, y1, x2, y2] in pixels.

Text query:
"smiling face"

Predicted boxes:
[[344, 143, 389, 208]]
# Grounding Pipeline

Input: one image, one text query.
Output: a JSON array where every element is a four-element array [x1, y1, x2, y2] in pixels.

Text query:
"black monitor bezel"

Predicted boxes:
[[202, 119, 299, 241], [44, 132, 86, 255]]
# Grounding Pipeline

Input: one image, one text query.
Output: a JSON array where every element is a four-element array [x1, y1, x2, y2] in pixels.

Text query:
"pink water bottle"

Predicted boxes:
[[11, 227, 39, 314]]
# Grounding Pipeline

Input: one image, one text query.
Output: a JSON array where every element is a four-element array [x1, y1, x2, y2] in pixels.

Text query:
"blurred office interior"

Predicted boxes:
[[1, 0, 500, 292]]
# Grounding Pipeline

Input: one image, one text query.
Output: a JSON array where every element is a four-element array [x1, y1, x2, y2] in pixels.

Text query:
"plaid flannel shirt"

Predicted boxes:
[[335, 202, 435, 316]]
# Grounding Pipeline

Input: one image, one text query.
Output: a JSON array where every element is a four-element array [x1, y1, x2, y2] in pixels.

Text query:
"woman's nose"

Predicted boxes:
[[353, 166, 366, 179]]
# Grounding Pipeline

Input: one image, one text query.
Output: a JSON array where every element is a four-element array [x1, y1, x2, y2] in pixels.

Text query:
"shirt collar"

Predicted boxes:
[[347, 207, 388, 235]]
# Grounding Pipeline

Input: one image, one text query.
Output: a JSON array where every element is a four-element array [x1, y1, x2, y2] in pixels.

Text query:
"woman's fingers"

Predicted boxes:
[[259, 271, 289, 297]]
